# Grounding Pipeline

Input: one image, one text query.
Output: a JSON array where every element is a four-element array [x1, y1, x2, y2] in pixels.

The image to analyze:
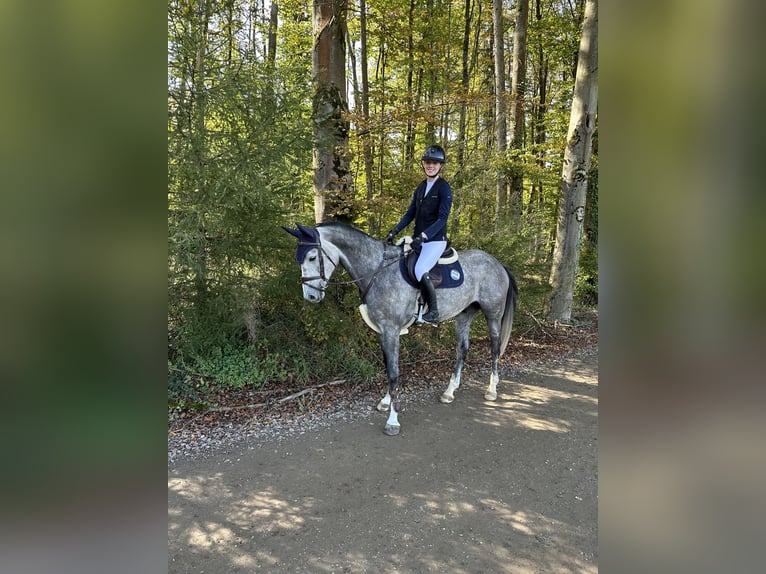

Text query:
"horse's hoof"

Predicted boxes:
[[383, 424, 400, 436], [484, 392, 497, 401], [440, 394, 454, 404], [376, 402, 389, 412]]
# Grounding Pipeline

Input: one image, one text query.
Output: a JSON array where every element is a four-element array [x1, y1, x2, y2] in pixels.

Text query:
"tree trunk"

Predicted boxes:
[[509, 0, 529, 220], [375, 42, 386, 198], [359, 0, 374, 208], [267, 2, 278, 68], [492, 0, 508, 230], [191, 0, 211, 306], [421, 1, 435, 143], [404, 0, 416, 164], [530, 0, 548, 261], [312, 0, 353, 223], [546, 0, 598, 322], [456, 0, 472, 171]]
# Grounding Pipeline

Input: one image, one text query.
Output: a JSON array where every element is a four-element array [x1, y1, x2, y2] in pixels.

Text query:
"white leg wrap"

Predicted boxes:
[[485, 372, 499, 401], [377, 392, 392, 412], [386, 406, 400, 428], [440, 374, 460, 403]]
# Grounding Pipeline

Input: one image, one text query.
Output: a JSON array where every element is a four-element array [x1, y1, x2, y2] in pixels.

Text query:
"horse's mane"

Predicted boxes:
[[316, 221, 374, 240]]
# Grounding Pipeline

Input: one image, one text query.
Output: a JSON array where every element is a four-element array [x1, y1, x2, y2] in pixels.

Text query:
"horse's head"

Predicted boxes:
[[282, 223, 339, 303]]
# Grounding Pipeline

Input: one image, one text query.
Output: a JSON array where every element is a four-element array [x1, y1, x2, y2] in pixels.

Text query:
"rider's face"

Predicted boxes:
[[422, 161, 441, 177]]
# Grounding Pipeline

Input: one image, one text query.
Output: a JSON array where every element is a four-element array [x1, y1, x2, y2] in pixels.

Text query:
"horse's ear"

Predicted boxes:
[[282, 226, 302, 239], [296, 222, 315, 238]]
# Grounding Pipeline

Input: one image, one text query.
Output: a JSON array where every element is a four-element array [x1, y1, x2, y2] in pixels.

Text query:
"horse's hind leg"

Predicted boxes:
[[484, 315, 502, 401], [441, 305, 479, 403]]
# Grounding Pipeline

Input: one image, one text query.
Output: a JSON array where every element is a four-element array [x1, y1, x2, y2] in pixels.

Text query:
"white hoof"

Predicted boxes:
[[376, 401, 389, 412], [383, 424, 400, 436], [484, 392, 497, 401], [440, 394, 454, 404]]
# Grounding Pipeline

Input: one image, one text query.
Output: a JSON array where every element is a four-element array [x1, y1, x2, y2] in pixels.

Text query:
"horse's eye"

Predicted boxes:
[[308, 254, 317, 262]]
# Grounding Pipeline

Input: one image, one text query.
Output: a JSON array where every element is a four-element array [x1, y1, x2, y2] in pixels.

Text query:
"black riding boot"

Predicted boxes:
[[420, 274, 439, 323]]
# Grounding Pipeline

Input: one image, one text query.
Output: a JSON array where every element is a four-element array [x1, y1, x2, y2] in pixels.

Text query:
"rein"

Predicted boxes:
[[299, 237, 402, 300]]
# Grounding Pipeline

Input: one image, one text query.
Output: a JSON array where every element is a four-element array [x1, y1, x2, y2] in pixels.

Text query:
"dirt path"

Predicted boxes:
[[168, 350, 598, 573]]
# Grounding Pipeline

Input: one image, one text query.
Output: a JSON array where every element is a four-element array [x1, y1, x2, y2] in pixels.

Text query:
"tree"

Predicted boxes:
[[268, 2, 279, 68], [456, 0, 473, 171], [312, 0, 353, 223], [546, 0, 597, 322], [509, 0, 529, 220], [358, 0, 374, 208], [492, 0, 509, 229]]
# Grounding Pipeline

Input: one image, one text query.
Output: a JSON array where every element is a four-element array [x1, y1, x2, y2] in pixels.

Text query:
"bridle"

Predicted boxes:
[[298, 235, 403, 300], [297, 237, 337, 292]]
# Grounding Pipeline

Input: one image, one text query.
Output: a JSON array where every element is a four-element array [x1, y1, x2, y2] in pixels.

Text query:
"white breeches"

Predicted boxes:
[[415, 241, 447, 280]]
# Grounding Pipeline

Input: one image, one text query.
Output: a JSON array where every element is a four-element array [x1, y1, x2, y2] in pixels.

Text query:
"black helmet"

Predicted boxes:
[[421, 144, 446, 163]]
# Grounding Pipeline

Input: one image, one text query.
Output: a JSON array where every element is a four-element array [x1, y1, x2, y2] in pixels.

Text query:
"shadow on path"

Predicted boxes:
[[169, 352, 598, 573]]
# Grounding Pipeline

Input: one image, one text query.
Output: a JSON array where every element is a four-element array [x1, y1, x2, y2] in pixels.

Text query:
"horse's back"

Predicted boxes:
[[457, 249, 509, 284], [438, 249, 509, 309]]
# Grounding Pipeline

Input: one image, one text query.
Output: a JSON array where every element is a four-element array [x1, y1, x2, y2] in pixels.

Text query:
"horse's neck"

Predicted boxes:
[[321, 228, 380, 279]]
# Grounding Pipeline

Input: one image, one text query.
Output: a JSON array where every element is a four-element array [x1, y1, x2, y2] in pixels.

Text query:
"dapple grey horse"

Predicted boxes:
[[284, 222, 518, 436]]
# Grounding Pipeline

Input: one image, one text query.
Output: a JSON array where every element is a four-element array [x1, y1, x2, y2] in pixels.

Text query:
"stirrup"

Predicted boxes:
[[422, 310, 439, 324], [416, 301, 438, 324]]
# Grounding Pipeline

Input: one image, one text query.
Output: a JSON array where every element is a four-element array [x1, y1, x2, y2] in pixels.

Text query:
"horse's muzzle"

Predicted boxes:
[[302, 284, 325, 303]]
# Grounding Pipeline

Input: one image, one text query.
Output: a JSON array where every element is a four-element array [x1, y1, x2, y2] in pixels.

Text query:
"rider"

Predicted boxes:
[[386, 144, 452, 324]]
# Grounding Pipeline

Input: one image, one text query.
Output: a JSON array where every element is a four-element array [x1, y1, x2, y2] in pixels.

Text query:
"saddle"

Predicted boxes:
[[398, 237, 464, 289], [359, 238, 465, 335]]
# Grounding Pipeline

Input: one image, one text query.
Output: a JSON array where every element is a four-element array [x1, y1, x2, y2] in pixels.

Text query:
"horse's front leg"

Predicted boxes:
[[377, 329, 402, 436], [376, 392, 391, 413]]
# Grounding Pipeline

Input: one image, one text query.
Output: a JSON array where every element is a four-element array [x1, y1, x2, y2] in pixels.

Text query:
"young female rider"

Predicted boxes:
[[386, 144, 452, 323]]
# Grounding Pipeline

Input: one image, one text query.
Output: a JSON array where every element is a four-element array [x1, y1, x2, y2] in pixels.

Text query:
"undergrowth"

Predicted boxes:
[[168, 249, 596, 412]]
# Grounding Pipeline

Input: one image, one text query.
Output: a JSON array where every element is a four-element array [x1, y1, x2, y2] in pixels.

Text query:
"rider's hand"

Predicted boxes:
[[410, 237, 422, 252], [385, 230, 396, 244]]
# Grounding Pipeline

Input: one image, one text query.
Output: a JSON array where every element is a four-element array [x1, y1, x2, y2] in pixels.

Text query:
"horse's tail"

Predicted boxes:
[[499, 267, 518, 356]]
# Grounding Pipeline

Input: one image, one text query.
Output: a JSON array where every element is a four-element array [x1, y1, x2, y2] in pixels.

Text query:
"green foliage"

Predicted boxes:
[[168, 344, 286, 411], [168, 0, 313, 360], [577, 159, 599, 310], [575, 246, 598, 307], [577, 136, 598, 308], [193, 346, 285, 390], [168, 370, 211, 412]]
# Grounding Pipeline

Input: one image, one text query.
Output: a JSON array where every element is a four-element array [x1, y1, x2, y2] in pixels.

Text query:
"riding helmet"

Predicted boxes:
[[421, 144, 446, 163]]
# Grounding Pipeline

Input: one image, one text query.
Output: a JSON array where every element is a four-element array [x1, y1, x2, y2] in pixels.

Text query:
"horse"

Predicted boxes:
[[283, 222, 518, 436]]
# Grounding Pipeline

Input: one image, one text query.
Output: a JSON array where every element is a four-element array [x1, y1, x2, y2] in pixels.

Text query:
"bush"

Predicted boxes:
[[575, 247, 598, 307], [168, 264, 385, 407]]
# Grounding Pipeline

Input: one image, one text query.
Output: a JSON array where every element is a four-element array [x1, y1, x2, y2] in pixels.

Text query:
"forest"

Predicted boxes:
[[168, 0, 597, 405]]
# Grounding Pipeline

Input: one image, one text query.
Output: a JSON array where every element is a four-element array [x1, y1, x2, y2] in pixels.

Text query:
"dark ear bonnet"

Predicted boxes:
[[282, 223, 320, 263]]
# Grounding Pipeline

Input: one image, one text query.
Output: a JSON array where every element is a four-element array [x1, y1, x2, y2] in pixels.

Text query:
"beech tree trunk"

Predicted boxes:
[[546, 0, 597, 322], [312, 0, 353, 223]]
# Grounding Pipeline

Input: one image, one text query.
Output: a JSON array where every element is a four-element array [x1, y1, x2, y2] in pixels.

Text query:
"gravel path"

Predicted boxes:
[[168, 345, 597, 463]]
